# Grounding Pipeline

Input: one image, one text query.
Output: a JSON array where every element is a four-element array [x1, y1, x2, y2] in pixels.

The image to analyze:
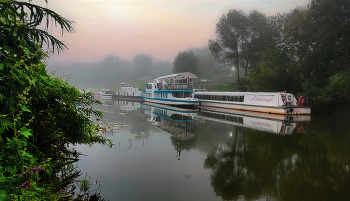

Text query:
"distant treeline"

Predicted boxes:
[[48, 54, 173, 90], [208, 0, 350, 113]]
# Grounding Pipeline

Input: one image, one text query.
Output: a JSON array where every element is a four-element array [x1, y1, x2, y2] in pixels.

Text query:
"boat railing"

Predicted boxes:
[[159, 83, 194, 91]]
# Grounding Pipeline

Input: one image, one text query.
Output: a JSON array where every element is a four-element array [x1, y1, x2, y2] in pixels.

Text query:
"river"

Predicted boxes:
[[75, 100, 350, 201]]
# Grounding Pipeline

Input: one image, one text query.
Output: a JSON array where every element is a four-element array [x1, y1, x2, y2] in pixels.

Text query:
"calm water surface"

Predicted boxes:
[[76, 100, 350, 201]]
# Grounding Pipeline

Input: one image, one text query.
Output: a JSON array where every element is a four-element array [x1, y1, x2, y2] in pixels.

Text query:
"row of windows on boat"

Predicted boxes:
[[146, 84, 193, 90], [144, 92, 192, 98], [194, 95, 244, 102], [199, 111, 244, 124]]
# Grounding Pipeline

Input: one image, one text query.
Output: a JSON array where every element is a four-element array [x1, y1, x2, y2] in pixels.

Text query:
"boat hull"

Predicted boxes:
[[199, 100, 311, 115], [142, 96, 199, 106]]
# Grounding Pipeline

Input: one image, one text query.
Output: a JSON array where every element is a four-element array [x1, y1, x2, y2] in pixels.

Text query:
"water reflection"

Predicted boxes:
[[142, 102, 198, 140], [77, 100, 350, 201], [197, 106, 311, 135]]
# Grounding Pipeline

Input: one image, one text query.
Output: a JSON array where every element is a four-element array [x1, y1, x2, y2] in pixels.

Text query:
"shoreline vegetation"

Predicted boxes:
[[0, 1, 111, 200], [206, 0, 350, 115]]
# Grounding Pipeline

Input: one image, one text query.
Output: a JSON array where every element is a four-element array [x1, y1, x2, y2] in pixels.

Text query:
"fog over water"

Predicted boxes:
[[47, 46, 228, 89]]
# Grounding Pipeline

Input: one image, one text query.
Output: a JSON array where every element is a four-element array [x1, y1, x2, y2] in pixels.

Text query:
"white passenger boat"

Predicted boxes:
[[194, 92, 311, 115], [141, 72, 199, 106]]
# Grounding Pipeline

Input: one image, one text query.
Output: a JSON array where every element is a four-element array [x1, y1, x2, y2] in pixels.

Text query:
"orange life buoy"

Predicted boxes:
[[158, 84, 162, 90], [298, 125, 304, 133], [172, 84, 174, 90], [299, 96, 305, 104]]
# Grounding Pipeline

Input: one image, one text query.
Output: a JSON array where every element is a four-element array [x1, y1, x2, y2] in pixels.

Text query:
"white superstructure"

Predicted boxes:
[[141, 72, 199, 106]]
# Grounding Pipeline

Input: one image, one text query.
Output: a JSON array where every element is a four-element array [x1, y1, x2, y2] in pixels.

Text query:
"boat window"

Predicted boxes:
[[147, 84, 152, 89], [171, 92, 178, 97], [239, 96, 244, 102], [184, 92, 191, 98]]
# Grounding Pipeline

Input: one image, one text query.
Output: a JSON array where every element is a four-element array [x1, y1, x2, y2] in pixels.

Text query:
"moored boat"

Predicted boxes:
[[141, 72, 199, 106], [194, 91, 311, 115], [99, 89, 114, 99]]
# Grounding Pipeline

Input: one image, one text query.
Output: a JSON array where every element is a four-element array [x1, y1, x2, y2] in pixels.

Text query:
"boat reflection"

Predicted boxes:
[[197, 106, 311, 134], [99, 98, 141, 111], [141, 102, 198, 140]]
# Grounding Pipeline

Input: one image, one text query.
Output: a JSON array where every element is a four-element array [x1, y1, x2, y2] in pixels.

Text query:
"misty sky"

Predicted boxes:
[[31, 0, 310, 63]]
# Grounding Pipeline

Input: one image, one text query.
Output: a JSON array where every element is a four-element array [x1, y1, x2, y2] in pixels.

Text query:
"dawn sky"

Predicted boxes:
[[31, 0, 310, 63]]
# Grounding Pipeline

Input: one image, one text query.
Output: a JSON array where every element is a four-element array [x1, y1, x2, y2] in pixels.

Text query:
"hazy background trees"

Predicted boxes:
[[132, 53, 153, 81], [47, 54, 173, 90], [172, 50, 200, 75]]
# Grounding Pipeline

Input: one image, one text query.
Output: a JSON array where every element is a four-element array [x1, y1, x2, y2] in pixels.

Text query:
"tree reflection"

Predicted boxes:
[[204, 128, 350, 201]]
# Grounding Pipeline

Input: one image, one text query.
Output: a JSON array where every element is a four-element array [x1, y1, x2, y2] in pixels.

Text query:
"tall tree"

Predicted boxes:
[[242, 10, 272, 75], [173, 50, 200, 75], [303, 0, 350, 86], [209, 9, 248, 83]]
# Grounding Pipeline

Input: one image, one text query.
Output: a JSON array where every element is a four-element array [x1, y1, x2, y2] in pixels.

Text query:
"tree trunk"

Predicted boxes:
[[236, 47, 240, 82], [245, 59, 249, 76]]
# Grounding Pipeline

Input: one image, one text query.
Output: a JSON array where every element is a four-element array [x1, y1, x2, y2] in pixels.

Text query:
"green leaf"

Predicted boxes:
[[0, 190, 10, 201], [19, 45, 31, 57], [20, 105, 31, 112], [0, 176, 7, 182], [23, 152, 33, 158], [0, 63, 4, 71], [20, 126, 32, 138]]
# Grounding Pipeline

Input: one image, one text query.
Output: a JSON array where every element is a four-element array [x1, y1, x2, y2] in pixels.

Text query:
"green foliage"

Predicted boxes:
[[246, 48, 302, 93], [0, 0, 74, 53], [196, 82, 238, 92], [310, 71, 350, 113], [0, 1, 109, 199], [0, 45, 108, 199], [211, 0, 350, 113], [173, 51, 200, 75]]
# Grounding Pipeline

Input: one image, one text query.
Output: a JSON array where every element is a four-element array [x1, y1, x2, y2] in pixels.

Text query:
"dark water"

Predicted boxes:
[[76, 100, 350, 201]]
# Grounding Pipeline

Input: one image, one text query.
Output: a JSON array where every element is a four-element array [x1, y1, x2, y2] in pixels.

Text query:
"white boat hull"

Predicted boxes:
[[142, 96, 199, 106], [199, 100, 311, 115]]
